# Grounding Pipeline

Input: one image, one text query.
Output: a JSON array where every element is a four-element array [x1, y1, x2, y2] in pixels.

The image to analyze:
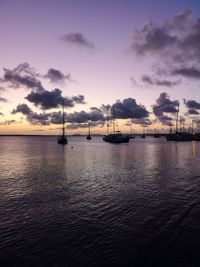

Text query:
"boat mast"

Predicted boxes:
[[175, 103, 179, 134], [143, 126, 145, 135], [112, 107, 115, 134], [192, 119, 194, 134], [106, 116, 109, 135], [88, 121, 90, 136], [62, 99, 65, 137]]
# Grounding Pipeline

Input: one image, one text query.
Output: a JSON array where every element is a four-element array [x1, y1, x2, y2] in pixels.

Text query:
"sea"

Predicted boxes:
[[1, 136, 200, 267]]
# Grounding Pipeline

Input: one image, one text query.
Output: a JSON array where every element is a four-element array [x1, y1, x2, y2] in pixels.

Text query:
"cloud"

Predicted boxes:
[[166, 9, 192, 31], [184, 99, 200, 116], [12, 103, 32, 115], [130, 9, 199, 60], [49, 111, 64, 124], [0, 119, 16, 125], [111, 98, 149, 119], [188, 109, 199, 115], [184, 99, 200, 109], [157, 115, 174, 126], [130, 10, 200, 80], [12, 103, 50, 125], [49, 108, 105, 125], [67, 121, 105, 130], [62, 33, 95, 49], [2, 63, 44, 91], [131, 25, 177, 55], [131, 118, 152, 127], [153, 92, 179, 125], [27, 112, 50, 125], [142, 74, 180, 87], [25, 88, 85, 110], [172, 67, 200, 79], [71, 95, 85, 104], [0, 112, 4, 116], [0, 97, 7, 102], [44, 68, 71, 83], [66, 108, 105, 123]]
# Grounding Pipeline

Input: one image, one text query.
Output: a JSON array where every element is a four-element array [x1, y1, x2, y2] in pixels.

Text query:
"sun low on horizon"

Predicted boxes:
[[0, 0, 200, 135]]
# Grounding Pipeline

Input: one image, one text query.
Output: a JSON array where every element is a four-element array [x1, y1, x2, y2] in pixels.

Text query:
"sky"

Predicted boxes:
[[0, 0, 200, 134]]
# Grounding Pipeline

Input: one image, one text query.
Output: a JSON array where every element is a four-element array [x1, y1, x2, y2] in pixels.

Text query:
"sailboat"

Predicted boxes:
[[166, 104, 194, 141], [57, 99, 68, 144], [128, 122, 135, 139], [86, 122, 92, 140], [153, 128, 161, 138], [103, 111, 131, 143], [141, 126, 146, 138]]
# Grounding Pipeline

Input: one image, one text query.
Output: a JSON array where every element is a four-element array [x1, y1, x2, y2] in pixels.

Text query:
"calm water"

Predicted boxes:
[[1, 136, 200, 267]]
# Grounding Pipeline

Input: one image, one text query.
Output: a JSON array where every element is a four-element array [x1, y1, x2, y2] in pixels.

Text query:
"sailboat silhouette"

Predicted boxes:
[[57, 99, 68, 144], [86, 122, 92, 140]]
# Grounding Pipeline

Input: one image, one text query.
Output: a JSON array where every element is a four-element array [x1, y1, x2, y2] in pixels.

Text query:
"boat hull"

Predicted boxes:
[[103, 134, 130, 143], [57, 136, 68, 144], [86, 135, 92, 140], [166, 132, 200, 141]]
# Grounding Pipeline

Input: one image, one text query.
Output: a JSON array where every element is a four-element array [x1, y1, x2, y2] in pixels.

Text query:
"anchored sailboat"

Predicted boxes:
[[103, 108, 131, 143], [57, 99, 68, 145], [86, 122, 92, 140], [166, 104, 200, 141], [140, 126, 146, 138]]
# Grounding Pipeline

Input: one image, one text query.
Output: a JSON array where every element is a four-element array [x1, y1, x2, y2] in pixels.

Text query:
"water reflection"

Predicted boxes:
[[1, 136, 200, 267]]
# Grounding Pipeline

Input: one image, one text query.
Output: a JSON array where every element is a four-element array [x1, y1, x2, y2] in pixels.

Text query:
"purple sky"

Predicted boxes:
[[0, 0, 200, 134]]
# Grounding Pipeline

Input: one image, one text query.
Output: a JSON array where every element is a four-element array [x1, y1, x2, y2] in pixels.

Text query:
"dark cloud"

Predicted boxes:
[[25, 88, 85, 110], [0, 112, 3, 116], [131, 25, 177, 55], [142, 74, 180, 87], [111, 98, 149, 119], [131, 118, 152, 127], [49, 108, 105, 125], [0, 97, 7, 102], [188, 109, 199, 115], [12, 103, 32, 115], [157, 115, 174, 126], [67, 121, 105, 130], [130, 10, 200, 80], [153, 92, 179, 126], [49, 111, 63, 125], [172, 67, 200, 79], [12, 103, 50, 125], [71, 95, 85, 104], [184, 99, 200, 109], [27, 112, 50, 125], [181, 18, 200, 60], [62, 33, 95, 49], [50, 106, 108, 127], [184, 99, 200, 116], [2, 63, 44, 91], [45, 68, 71, 83], [66, 108, 105, 124]]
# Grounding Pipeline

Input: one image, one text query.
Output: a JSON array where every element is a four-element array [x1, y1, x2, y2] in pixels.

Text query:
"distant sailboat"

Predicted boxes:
[[166, 104, 200, 141], [153, 129, 161, 138], [57, 99, 68, 145], [86, 122, 92, 140], [141, 126, 146, 138], [103, 108, 131, 143]]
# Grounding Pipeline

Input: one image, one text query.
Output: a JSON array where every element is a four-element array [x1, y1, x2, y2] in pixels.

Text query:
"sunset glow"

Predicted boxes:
[[0, 0, 200, 134]]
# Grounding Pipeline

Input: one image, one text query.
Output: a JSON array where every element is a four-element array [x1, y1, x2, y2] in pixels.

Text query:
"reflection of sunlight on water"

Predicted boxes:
[[1, 136, 200, 267]]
